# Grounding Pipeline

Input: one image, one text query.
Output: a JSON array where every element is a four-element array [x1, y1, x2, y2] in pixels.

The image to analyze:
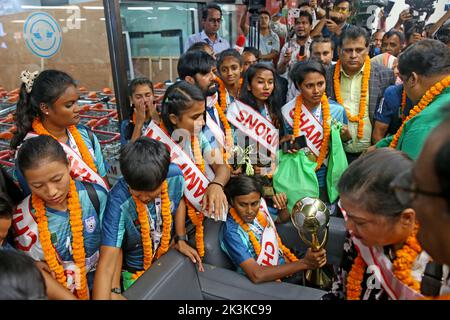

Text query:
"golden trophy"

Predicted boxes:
[[291, 197, 332, 290]]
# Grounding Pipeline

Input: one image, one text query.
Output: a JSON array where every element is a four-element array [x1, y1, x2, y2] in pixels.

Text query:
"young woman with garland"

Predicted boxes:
[[120, 77, 160, 145], [13, 135, 108, 300], [93, 138, 202, 299], [160, 81, 230, 258], [216, 49, 244, 107], [220, 175, 327, 284], [274, 61, 349, 219], [323, 148, 450, 300], [11, 70, 108, 195]]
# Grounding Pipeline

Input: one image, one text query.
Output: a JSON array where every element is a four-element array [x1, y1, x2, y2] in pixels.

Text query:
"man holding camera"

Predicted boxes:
[[185, 3, 230, 55]]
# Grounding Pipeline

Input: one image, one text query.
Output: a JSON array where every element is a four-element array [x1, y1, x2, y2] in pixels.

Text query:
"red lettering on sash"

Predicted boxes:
[[237, 110, 247, 123], [289, 109, 294, 119], [255, 122, 266, 136], [193, 181, 207, 198], [184, 167, 200, 191], [12, 209, 37, 251], [260, 241, 275, 266], [302, 125, 315, 138], [244, 113, 258, 130], [310, 130, 323, 149]]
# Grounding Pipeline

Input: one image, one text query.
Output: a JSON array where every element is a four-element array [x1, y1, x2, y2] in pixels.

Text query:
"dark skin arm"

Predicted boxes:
[[92, 245, 122, 300], [240, 248, 327, 284], [372, 121, 389, 144], [272, 192, 290, 223]]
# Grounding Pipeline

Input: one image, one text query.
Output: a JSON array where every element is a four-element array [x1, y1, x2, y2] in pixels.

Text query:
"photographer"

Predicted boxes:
[[240, 7, 280, 66], [311, 0, 354, 61]]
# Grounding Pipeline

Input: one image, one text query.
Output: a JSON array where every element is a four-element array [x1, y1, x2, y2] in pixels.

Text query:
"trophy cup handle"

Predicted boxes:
[[319, 227, 329, 249]]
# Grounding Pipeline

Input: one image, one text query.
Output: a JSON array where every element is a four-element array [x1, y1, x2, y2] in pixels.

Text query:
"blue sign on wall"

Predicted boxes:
[[23, 12, 62, 59]]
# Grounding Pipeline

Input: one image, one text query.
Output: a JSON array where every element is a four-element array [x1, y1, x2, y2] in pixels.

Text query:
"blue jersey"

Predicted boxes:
[[374, 84, 414, 135], [15, 180, 107, 290], [101, 164, 185, 271], [283, 99, 348, 187], [220, 214, 286, 275], [15, 125, 107, 196]]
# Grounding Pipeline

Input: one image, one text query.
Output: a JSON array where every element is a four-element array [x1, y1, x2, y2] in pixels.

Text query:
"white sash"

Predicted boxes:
[[227, 100, 279, 155], [23, 133, 109, 190], [255, 198, 280, 267], [143, 121, 225, 221], [281, 101, 324, 158], [206, 112, 225, 148], [13, 196, 99, 292], [342, 211, 425, 300]]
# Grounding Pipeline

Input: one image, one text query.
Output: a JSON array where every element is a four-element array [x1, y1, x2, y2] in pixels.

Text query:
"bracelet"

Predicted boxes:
[[209, 181, 224, 189], [111, 287, 121, 294]]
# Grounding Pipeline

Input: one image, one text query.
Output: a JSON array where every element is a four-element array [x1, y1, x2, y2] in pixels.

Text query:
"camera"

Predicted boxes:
[[243, 0, 266, 14], [406, 0, 436, 16]]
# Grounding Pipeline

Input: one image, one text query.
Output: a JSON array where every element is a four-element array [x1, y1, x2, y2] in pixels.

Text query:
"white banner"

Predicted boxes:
[[227, 100, 279, 155], [143, 121, 225, 221], [24, 133, 109, 190], [281, 101, 324, 157]]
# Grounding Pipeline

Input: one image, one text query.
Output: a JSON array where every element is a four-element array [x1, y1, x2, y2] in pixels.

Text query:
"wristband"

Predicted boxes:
[[209, 181, 224, 189]]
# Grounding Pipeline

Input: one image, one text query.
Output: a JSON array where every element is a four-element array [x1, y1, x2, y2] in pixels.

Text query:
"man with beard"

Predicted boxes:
[[311, 0, 353, 61], [177, 50, 224, 149], [278, 10, 313, 102]]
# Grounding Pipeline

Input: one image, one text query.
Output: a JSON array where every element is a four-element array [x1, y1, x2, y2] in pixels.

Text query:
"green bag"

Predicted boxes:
[[122, 271, 136, 291], [273, 150, 319, 214], [326, 124, 348, 203], [273, 123, 348, 213]]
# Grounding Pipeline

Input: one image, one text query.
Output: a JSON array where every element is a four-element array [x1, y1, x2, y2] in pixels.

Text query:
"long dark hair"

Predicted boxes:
[[338, 148, 413, 218], [239, 63, 285, 136], [160, 81, 205, 134], [11, 70, 76, 149]]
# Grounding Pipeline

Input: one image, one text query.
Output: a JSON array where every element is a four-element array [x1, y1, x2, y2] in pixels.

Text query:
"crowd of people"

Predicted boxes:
[[0, 1, 450, 300]]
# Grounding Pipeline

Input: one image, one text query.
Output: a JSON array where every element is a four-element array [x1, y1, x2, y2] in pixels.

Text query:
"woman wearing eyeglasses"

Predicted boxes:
[[323, 148, 449, 300]]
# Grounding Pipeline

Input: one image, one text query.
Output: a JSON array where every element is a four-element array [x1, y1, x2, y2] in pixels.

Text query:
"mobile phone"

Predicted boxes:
[[292, 135, 307, 150]]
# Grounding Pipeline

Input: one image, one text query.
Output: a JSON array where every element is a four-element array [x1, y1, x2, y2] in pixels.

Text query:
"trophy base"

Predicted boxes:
[[304, 265, 335, 291]]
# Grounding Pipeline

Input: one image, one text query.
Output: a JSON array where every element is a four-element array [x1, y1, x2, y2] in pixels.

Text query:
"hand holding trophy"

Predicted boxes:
[[291, 197, 332, 289]]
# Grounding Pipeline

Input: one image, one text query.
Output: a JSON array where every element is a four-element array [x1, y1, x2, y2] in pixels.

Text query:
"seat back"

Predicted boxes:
[[123, 249, 203, 300], [202, 219, 235, 270]]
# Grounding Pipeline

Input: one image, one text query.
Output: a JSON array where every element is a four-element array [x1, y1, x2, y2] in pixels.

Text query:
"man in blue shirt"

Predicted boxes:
[[185, 3, 230, 55], [372, 84, 414, 144]]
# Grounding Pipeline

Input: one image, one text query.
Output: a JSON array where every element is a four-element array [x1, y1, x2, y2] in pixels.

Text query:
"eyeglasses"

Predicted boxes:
[[390, 169, 446, 207], [207, 18, 222, 24], [333, 7, 349, 13]]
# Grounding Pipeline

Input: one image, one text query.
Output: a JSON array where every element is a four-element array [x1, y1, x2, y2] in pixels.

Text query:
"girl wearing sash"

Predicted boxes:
[[220, 175, 327, 284], [160, 81, 230, 257], [216, 49, 243, 108], [324, 148, 450, 300], [11, 70, 108, 195], [13, 136, 108, 300], [274, 61, 349, 219], [120, 77, 159, 145], [93, 138, 202, 299]]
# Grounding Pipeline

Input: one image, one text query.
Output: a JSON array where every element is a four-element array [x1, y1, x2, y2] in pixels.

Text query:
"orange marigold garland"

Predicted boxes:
[[390, 75, 450, 149], [131, 180, 172, 280], [32, 118, 98, 173], [229, 208, 298, 263], [400, 88, 407, 122], [187, 136, 206, 257], [346, 225, 422, 300], [217, 77, 243, 111], [293, 94, 331, 171], [333, 56, 371, 139], [33, 178, 89, 300]]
